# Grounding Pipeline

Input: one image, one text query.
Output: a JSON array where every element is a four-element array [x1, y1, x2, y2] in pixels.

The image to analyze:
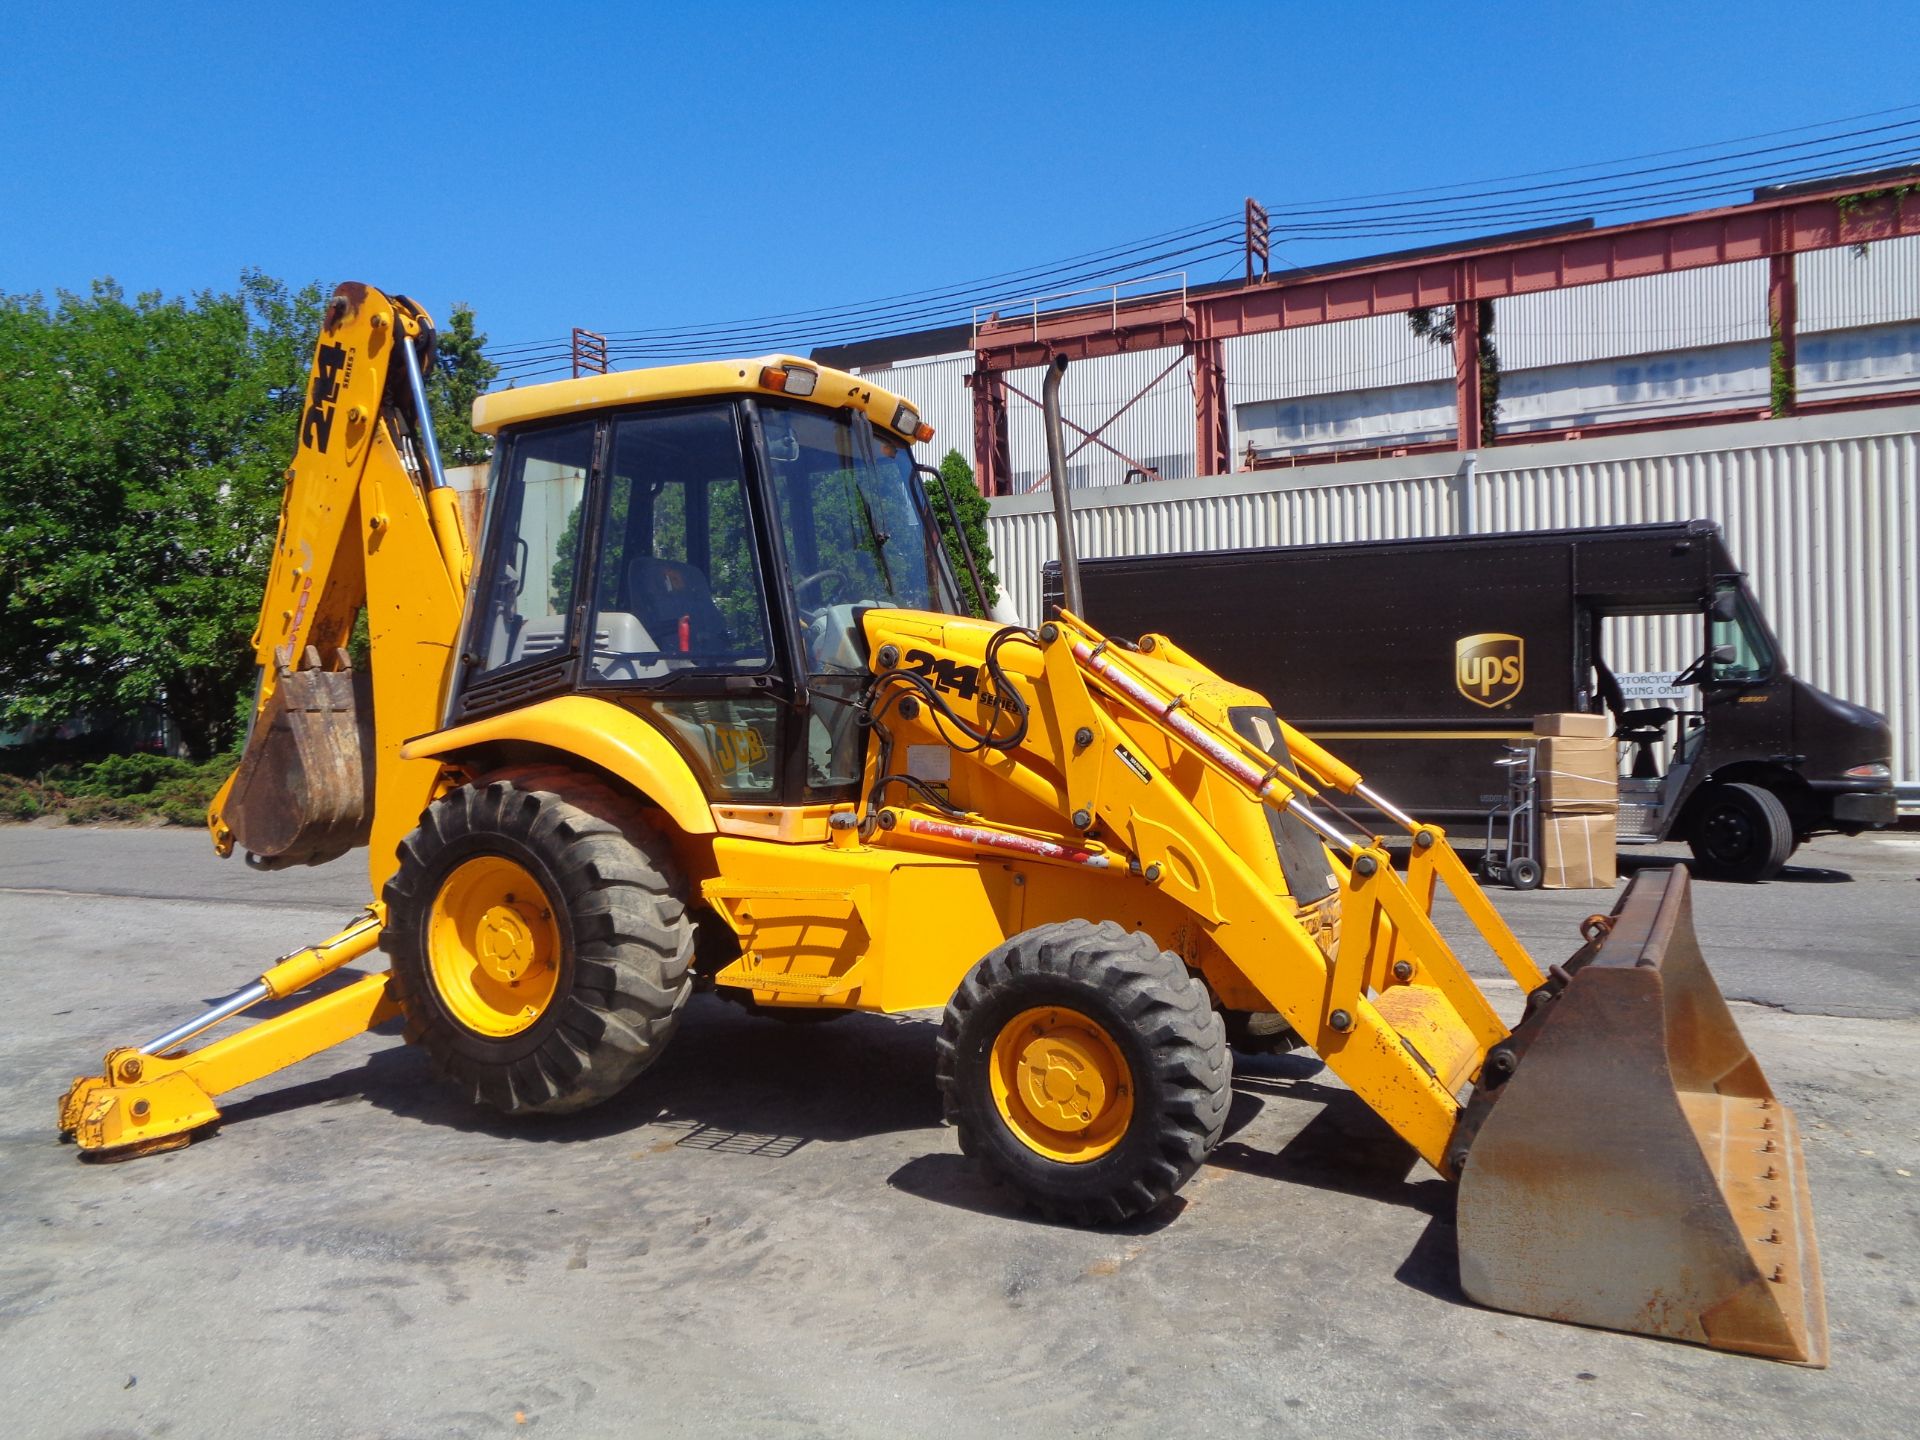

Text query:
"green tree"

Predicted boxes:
[[924, 449, 999, 615], [1408, 302, 1501, 437], [427, 302, 498, 467], [0, 272, 325, 758]]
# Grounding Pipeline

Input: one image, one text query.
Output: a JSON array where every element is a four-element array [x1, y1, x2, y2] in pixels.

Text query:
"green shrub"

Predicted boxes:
[[0, 748, 240, 824], [64, 795, 145, 824], [0, 779, 44, 820], [70, 753, 192, 798]]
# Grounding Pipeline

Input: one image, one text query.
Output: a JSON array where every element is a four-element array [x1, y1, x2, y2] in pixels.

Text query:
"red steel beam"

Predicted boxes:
[[973, 182, 1920, 374]]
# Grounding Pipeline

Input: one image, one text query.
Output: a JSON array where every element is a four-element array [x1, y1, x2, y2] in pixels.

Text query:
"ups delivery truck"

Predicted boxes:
[[1046, 520, 1896, 882]]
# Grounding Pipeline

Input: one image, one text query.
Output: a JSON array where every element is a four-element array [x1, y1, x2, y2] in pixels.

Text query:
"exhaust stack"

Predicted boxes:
[[1041, 354, 1083, 618]]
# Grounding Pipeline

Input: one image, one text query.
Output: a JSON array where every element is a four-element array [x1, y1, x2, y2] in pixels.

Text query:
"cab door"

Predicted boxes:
[[577, 402, 795, 803]]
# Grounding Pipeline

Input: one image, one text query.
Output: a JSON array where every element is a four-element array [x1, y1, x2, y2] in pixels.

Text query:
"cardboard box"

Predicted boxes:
[[1540, 808, 1618, 889], [1534, 735, 1619, 806], [1534, 711, 1613, 739]]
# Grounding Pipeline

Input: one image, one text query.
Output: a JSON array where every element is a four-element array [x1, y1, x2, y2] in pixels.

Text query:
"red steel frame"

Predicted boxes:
[[968, 181, 1920, 494]]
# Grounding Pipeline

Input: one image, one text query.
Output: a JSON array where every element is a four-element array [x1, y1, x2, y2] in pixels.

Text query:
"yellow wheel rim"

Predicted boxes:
[[427, 856, 562, 1038], [988, 1005, 1134, 1163]]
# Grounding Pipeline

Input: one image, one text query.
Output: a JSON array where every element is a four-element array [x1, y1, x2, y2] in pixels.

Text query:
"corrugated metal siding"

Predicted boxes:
[[850, 350, 976, 469], [853, 346, 1196, 490], [1004, 345, 1195, 493], [1469, 426, 1920, 786], [1223, 315, 1451, 400], [1797, 321, 1920, 401], [1799, 236, 1920, 332], [1236, 379, 1457, 456], [988, 406, 1920, 787], [987, 462, 1457, 624], [1495, 263, 1769, 369]]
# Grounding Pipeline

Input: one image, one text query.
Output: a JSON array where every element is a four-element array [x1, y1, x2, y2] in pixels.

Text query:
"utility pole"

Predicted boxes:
[[570, 328, 609, 378], [1244, 197, 1271, 284]]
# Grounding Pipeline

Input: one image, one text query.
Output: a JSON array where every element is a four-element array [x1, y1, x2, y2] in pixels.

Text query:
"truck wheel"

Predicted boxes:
[[935, 920, 1229, 1225], [383, 772, 694, 1115], [1507, 856, 1543, 890], [1685, 782, 1794, 883]]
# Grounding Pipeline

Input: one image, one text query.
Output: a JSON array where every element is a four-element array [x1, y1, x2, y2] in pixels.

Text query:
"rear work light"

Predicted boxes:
[[1843, 762, 1891, 780], [760, 364, 819, 397], [891, 402, 932, 441]]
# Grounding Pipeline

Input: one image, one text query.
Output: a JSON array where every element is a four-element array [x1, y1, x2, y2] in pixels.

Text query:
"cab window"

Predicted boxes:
[[1709, 583, 1776, 683], [587, 405, 773, 681], [475, 421, 594, 674]]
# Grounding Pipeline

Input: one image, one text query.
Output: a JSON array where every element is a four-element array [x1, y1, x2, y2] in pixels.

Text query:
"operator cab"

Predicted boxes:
[[453, 359, 963, 805]]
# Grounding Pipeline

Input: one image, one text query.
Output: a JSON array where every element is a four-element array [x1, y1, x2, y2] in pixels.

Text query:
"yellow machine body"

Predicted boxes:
[[59, 285, 1825, 1366]]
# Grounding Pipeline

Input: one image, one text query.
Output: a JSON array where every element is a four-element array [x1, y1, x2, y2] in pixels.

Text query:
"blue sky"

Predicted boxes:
[[3, 2, 1915, 363]]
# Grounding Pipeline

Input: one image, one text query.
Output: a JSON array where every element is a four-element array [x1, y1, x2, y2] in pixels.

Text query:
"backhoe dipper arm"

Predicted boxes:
[[61, 283, 473, 1159], [210, 283, 470, 888]]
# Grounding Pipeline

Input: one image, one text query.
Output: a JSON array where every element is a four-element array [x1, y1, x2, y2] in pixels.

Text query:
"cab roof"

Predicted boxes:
[[470, 354, 933, 444]]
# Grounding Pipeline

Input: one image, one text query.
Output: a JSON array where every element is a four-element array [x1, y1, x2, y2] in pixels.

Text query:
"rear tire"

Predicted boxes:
[[383, 771, 694, 1115], [936, 920, 1229, 1226], [1685, 781, 1793, 883]]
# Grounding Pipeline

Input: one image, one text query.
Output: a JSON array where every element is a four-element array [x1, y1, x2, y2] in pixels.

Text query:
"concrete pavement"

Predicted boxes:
[[2, 825, 1915, 1438]]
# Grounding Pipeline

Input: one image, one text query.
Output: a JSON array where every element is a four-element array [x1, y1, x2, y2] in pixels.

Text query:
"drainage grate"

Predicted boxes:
[[664, 1121, 810, 1158]]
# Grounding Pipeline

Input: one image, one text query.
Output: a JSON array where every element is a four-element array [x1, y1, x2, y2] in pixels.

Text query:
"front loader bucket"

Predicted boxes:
[[1454, 866, 1827, 1365], [219, 645, 374, 869]]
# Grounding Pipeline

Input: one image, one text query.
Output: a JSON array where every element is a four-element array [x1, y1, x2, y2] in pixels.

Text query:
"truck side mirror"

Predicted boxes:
[[1709, 592, 1738, 622], [1710, 643, 1737, 664]]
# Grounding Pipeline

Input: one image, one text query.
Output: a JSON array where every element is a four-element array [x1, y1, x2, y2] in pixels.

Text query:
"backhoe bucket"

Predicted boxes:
[[1454, 866, 1827, 1365], [219, 645, 374, 869]]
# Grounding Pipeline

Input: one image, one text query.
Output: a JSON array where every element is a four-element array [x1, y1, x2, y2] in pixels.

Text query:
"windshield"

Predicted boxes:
[[1709, 582, 1776, 683], [761, 403, 958, 631], [761, 401, 957, 798]]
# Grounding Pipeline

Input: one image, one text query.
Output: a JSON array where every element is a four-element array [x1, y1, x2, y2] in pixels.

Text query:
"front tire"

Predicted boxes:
[[1685, 781, 1793, 883], [936, 920, 1229, 1225], [383, 771, 694, 1115]]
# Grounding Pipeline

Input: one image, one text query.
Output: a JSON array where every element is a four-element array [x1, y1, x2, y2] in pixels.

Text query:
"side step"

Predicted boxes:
[[1453, 866, 1827, 1365]]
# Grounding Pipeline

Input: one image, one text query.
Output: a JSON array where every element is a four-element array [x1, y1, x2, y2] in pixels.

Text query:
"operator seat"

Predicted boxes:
[[1594, 653, 1673, 780], [626, 556, 730, 658]]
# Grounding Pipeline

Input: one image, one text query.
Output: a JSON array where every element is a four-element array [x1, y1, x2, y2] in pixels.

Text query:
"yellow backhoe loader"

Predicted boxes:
[[59, 285, 1825, 1364]]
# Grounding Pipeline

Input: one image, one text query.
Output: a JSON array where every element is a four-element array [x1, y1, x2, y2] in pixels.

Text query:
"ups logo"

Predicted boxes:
[[1456, 633, 1525, 709]]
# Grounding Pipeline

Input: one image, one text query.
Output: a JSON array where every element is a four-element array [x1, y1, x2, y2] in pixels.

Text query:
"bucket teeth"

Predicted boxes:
[[1453, 867, 1827, 1366]]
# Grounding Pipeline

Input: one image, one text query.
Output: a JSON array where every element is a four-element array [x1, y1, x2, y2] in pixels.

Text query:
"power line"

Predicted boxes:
[[492, 230, 1247, 371], [1263, 129, 1920, 233], [489, 213, 1241, 357], [1265, 144, 1920, 243], [1260, 101, 1920, 208], [483, 107, 1920, 377]]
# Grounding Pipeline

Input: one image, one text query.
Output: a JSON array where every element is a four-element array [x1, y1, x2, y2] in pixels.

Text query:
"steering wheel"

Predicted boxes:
[[1671, 650, 1713, 689], [791, 567, 852, 620]]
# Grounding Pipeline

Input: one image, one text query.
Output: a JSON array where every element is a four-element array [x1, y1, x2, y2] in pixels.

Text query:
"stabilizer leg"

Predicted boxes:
[[58, 916, 394, 1159]]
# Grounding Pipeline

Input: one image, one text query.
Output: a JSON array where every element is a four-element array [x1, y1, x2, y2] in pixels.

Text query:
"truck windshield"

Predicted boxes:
[[1709, 582, 1776, 683], [761, 403, 958, 627]]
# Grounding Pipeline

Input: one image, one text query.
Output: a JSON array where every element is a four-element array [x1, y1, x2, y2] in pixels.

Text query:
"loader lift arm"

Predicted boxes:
[[59, 283, 469, 1155], [860, 607, 1824, 1362]]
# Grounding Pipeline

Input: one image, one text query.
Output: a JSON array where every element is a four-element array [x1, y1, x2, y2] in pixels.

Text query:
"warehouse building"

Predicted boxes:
[[813, 179, 1920, 804], [819, 234, 1919, 491]]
